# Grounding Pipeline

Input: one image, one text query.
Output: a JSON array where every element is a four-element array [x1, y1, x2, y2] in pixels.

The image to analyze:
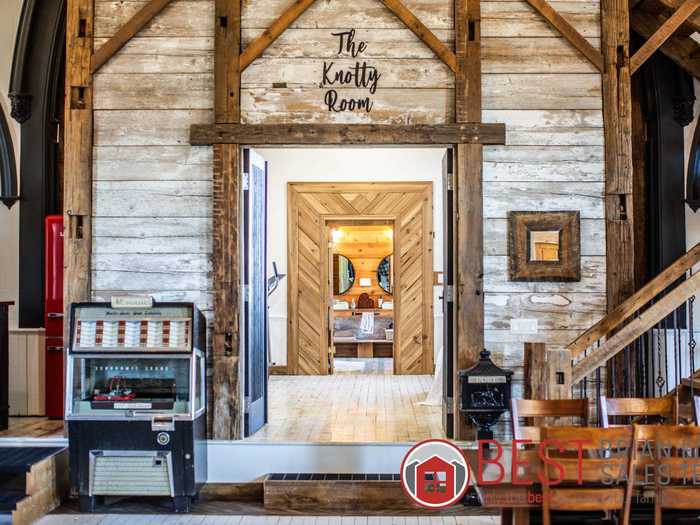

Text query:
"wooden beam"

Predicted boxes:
[[630, 0, 700, 74], [601, 0, 636, 311], [524, 343, 572, 401], [572, 271, 700, 382], [190, 123, 506, 145], [90, 0, 174, 74], [216, 0, 241, 122], [64, 0, 94, 338], [379, 0, 458, 72], [212, 0, 242, 440], [646, 0, 700, 33], [239, 0, 318, 71], [631, 8, 700, 79], [212, 143, 241, 440], [452, 0, 484, 441], [523, 0, 604, 71]]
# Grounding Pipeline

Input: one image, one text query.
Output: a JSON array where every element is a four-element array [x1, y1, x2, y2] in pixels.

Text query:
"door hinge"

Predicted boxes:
[[244, 396, 251, 412], [446, 396, 454, 414], [242, 284, 250, 302], [445, 285, 454, 303], [446, 172, 454, 191], [242, 171, 250, 191]]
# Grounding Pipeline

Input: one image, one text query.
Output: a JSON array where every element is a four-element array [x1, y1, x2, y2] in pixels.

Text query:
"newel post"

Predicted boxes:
[[524, 342, 572, 400]]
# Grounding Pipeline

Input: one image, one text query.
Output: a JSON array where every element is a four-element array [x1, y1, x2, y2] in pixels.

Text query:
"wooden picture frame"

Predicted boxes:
[[508, 211, 581, 282]]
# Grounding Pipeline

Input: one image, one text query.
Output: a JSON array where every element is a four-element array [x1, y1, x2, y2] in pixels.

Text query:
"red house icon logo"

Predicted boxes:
[[401, 439, 469, 508]]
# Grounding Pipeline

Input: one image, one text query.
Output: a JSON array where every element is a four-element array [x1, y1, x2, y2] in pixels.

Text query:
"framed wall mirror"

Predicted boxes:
[[332, 254, 355, 294], [509, 211, 580, 282], [377, 254, 393, 294]]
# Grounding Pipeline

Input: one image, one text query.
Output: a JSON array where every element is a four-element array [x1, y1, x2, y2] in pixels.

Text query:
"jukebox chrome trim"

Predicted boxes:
[[88, 450, 175, 497]]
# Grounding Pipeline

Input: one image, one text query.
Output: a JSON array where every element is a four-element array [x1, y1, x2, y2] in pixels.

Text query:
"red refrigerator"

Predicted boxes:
[[45, 215, 64, 418]]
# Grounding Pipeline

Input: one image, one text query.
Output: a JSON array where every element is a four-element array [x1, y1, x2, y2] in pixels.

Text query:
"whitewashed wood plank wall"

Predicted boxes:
[[91, 0, 605, 396]]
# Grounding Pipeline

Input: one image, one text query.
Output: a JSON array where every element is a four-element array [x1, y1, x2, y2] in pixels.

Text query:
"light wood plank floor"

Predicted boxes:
[[247, 359, 444, 443], [37, 516, 499, 525], [0, 416, 64, 438]]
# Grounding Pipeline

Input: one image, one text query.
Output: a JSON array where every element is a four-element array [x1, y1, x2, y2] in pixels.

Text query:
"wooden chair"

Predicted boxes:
[[599, 396, 678, 427], [510, 398, 588, 441], [540, 426, 634, 525], [641, 425, 700, 524]]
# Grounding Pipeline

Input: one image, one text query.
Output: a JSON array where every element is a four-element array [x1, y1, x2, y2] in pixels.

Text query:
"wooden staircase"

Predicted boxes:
[[527, 243, 700, 419], [0, 448, 68, 525]]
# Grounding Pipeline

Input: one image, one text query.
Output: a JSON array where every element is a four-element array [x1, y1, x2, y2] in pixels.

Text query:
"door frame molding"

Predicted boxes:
[[287, 181, 434, 376]]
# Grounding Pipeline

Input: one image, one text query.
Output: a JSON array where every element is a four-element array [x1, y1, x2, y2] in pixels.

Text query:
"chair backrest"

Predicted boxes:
[[540, 425, 634, 521], [511, 398, 588, 441], [599, 396, 677, 427], [640, 424, 700, 515], [541, 426, 633, 485]]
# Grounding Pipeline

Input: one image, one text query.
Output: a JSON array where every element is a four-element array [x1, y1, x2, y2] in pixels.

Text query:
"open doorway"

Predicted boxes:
[[329, 221, 395, 375], [243, 147, 451, 443]]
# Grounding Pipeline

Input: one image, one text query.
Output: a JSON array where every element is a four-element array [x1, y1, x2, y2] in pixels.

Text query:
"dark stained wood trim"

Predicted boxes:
[[630, 0, 700, 74], [212, 143, 241, 440], [601, 0, 636, 312], [64, 0, 93, 337], [452, 0, 484, 441], [378, 0, 458, 72], [631, 7, 700, 79], [216, 0, 241, 123], [190, 123, 506, 145], [523, 0, 604, 71], [212, 0, 242, 439], [239, 0, 319, 71], [90, 0, 174, 74]]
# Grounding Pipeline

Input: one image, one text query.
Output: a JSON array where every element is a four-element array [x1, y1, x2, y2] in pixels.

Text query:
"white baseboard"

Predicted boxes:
[[0, 438, 412, 482]]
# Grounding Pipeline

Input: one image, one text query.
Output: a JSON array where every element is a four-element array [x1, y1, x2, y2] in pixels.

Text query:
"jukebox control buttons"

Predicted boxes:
[[156, 432, 171, 446]]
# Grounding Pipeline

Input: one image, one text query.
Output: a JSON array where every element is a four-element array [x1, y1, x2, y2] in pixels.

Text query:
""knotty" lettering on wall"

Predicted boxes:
[[321, 29, 382, 113]]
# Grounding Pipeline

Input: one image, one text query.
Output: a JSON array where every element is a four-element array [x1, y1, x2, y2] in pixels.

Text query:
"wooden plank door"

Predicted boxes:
[[243, 148, 268, 437], [442, 148, 455, 438]]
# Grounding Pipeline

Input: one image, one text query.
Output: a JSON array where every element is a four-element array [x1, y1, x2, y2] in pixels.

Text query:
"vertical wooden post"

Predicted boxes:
[[453, 0, 483, 440], [601, 0, 636, 310], [64, 0, 94, 336], [212, 0, 242, 439], [601, 0, 636, 394], [524, 342, 572, 401]]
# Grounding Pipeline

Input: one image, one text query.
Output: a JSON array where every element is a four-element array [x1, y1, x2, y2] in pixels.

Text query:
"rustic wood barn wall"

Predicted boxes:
[[88, 0, 606, 423]]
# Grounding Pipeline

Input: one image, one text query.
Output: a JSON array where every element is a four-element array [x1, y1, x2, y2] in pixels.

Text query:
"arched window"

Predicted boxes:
[[0, 104, 18, 209]]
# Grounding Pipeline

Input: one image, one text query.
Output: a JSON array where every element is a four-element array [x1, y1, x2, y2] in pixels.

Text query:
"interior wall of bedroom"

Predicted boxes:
[[0, 0, 23, 328], [263, 147, 445, 367]]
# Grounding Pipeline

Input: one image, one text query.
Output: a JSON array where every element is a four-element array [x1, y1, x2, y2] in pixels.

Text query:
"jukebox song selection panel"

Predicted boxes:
[[75, 316, 191, 351]]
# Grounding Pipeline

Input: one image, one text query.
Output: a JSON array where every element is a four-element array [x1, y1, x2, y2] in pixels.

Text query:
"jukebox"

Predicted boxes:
[[66, 300, 207, 513]]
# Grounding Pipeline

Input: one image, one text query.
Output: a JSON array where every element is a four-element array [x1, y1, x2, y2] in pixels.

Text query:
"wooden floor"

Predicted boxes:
[[246, 359, 443, 443], [0, 416, 64, 438], [0, 359, 443, 443], [38, 516, 498, 525]]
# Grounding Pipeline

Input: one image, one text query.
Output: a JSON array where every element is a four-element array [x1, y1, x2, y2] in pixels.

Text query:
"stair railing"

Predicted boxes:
[[524, 243, 700, 424]]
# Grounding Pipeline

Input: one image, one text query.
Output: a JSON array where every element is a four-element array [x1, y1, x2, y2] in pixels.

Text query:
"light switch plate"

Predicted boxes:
[[510, 318, 538, 334]]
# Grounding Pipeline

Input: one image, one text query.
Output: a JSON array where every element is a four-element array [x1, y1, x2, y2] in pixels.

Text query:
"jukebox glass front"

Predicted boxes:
[[69, 352, 205, 417]]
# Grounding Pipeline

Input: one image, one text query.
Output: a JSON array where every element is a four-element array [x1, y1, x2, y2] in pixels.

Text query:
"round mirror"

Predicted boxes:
[[333, 254, 355, 295], [377, 254, 393, 294]]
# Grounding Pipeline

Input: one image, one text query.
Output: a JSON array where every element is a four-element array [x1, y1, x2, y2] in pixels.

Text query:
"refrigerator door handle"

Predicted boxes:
[[47, 312, 64, 318], [47, 345, 64, 352]]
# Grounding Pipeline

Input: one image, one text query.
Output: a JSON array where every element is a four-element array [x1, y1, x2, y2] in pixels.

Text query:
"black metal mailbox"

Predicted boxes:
[[458, 349, 513, 440]]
